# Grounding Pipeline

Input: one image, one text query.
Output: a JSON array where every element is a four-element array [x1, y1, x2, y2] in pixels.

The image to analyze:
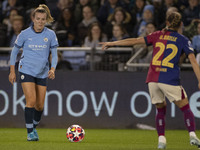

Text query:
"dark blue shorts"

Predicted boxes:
[[19, 72, 47, 86]]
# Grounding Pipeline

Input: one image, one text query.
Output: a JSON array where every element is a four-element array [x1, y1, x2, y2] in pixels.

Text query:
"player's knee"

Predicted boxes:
[[174, 98, 189, 108], [35, 104, 44, 111], [26, 103, 35, 108], [155, 101, 166, 108]]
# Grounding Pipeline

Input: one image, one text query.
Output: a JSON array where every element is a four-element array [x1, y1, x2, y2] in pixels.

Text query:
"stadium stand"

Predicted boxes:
[[0, 0, 198, 71]]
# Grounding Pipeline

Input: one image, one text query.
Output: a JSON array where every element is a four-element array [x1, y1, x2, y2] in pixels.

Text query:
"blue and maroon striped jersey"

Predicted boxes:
[[144, 30, 194, 85]]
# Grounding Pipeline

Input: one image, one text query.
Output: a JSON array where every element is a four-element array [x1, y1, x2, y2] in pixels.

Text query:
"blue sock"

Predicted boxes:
[[33, 109, 43, 128], [25, 107, 34, 133]]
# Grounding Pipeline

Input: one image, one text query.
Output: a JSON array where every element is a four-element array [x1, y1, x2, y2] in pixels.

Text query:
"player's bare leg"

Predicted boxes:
[[22, 82, 36, 108], [35, 84, 47, 111]]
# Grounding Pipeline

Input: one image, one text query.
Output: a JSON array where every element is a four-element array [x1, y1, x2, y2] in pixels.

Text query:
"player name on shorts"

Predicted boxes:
[[155, 67, 167, 72], [159, 35, 177, 42]]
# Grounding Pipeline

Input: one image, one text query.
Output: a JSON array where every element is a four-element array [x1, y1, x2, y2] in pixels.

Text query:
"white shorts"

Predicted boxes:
[[148, 82, 187, 104]]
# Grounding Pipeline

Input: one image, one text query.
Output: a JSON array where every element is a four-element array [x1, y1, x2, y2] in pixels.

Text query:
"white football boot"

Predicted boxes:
[[158, 135, 166, 149]]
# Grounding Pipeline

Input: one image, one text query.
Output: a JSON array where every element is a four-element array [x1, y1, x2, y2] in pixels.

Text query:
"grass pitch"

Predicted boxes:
[[0, 128, 199, 150]]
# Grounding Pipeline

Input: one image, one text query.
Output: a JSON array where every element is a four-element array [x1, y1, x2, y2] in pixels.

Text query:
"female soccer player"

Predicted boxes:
[[8, 4, 58, 141], [100, 12, 200, 149]]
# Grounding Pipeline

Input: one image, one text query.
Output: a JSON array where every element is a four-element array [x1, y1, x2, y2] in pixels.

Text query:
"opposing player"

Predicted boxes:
[[8, 4, 58, 141], [100, 12, 200, 149]]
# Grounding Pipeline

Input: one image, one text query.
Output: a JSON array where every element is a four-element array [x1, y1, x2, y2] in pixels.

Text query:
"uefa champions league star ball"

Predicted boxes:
[[66, 125, 85, 142]]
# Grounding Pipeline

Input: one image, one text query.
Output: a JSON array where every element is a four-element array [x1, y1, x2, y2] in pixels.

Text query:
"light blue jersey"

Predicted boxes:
[[10, 26, 58, 78]]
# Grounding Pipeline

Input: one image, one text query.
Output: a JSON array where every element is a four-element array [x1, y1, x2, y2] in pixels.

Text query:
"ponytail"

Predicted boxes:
[[33, 4, 54, 24], [164, 12, 182, 31]]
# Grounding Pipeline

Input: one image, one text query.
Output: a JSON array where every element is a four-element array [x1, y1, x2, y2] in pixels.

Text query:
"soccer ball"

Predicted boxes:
[[66, 124, 85, 142]]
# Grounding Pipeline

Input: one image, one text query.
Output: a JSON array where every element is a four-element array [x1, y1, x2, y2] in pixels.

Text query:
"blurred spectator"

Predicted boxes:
[[57, 0, 74, 10], [133, 4, 154, 37], [130, 0, 146, 30], [183, 19, 200, 40], [121, 0, 135, 10], [52, 8, 77, 47], [0, 23, 7, 46], [0, 0, 3, 22], [152, 0, 162, 29], [134, 22, 156, 66], [62, 5, 97, 70], [97, 0, 125, 25], [140, 22, 156, 37], [77, 5, 98, 45], [176, 0, 189, 13], [155, 0, 177, 30], [192, 22, 200, 65], [104, 7, 133, 39], [100, 0, 107, 5], [1, 0, 24, 70], [111, 24, 129, 41], [158, 6, 178, 30], [182, 0, 200, 26], [83, 22, 107, 47], [7, 15, 24, 47], [74, 0, 99, 24], [47, 0, 74, 22], [3, 8, 19, 36], [2, 0, 23, 18], [83, 22, 107, 65], [109, 24, 130, 71]]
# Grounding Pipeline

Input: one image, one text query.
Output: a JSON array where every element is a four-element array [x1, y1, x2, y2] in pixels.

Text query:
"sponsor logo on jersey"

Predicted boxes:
[[28, 45, 47, 50]]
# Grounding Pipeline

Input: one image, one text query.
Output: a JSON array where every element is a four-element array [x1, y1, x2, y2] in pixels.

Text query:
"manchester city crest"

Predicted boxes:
[[44, 38, 48, 42]]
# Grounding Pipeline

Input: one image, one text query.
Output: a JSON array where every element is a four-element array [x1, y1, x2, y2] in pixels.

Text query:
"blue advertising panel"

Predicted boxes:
[[0, 71, 199, 129]]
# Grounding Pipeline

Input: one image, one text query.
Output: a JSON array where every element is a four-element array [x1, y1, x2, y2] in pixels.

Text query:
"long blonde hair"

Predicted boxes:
[[32, 4, 54, 24]]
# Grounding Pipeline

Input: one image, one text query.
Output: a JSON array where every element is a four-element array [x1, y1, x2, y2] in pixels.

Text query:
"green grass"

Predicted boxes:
[[0, 128, 199, 150]]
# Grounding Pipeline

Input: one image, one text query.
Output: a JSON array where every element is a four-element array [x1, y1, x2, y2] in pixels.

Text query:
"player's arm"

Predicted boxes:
[[188, 53, 200, 90], [100, 37, 145, 50], [9, 46, 20, 84], [48, 47, 58, 80]]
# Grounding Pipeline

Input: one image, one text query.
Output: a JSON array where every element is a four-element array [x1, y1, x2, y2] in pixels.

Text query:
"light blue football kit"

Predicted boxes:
[[10, 26, 58, 78]]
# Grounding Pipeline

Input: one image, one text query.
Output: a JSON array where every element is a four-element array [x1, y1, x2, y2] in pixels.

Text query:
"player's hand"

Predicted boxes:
[[48, 69, 55, 80], [9, 72, 16, 85], [99, 42, 113, 50]]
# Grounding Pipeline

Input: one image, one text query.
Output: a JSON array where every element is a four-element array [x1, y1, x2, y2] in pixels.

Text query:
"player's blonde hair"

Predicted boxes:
[[33, 4, 54, 23], [165, 12, 182, 31]]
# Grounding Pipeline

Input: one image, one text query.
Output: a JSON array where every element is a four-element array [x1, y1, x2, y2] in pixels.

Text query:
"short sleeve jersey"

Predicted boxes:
[[192, 35, 200, 53], [15, 26, 59, 78], [144, 30, 194, 85]]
